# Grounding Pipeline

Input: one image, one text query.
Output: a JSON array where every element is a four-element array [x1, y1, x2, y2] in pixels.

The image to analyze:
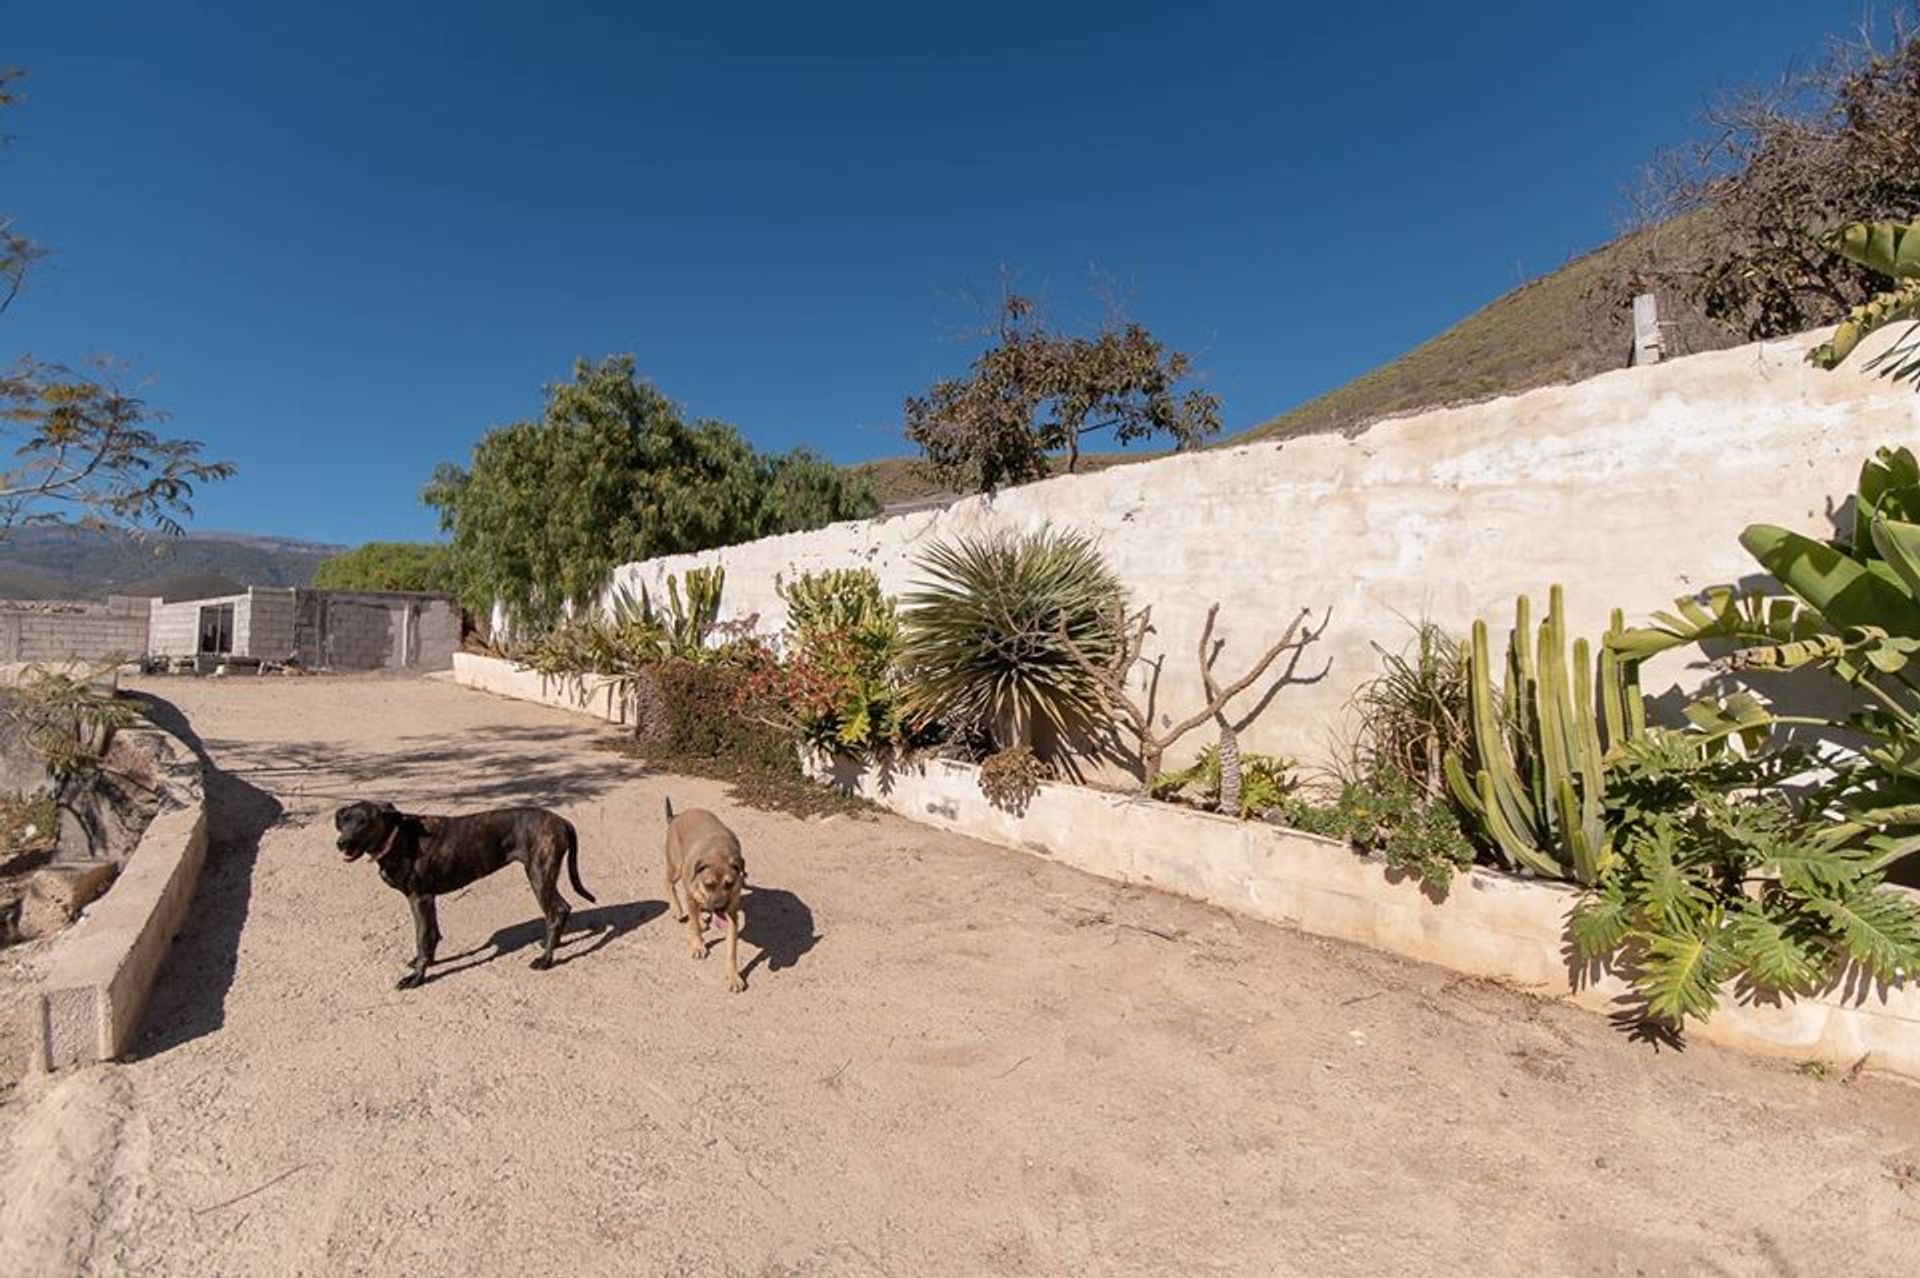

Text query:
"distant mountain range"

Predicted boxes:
[[0, 526, 345, 601]]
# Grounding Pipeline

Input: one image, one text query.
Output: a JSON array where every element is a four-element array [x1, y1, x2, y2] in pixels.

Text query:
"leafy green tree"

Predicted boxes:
[[425, 356, 875, 629], [311, 541, 454, 593], [760, 447, 875, 533], [904, 293, 1221, 494], [1, 68, 232, 537]]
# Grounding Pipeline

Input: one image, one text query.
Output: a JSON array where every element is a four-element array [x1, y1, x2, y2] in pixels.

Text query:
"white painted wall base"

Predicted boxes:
[[451, 652, 630, 724]]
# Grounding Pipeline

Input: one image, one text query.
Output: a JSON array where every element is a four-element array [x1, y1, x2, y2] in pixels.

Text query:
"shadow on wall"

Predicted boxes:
[[127, 691, 284, 1059]]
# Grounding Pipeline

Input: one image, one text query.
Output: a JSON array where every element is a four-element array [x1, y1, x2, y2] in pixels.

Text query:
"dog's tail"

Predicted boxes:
[[663, 795, 674, 821], [563, 820, 597, 904]]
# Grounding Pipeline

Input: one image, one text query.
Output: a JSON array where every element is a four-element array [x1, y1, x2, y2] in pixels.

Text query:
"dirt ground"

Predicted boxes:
[[3, 674, 1919, 1277]]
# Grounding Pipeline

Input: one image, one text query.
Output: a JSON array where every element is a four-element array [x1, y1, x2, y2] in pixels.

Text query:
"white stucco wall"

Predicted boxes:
[[607, 327, 1920, 775]]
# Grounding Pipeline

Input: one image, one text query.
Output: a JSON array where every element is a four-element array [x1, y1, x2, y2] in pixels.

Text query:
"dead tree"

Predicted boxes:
[[1062, 602, 1314, 797]]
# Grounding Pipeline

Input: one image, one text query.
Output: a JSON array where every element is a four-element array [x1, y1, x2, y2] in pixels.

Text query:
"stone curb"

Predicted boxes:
[[29, 727, 208, 1071]]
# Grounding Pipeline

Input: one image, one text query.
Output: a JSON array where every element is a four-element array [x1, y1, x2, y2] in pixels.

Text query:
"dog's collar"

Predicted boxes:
[[371, 824, 404, 861]]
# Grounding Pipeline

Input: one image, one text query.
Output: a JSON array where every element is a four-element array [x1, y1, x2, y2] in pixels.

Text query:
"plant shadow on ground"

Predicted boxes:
[[423, 898, 667, 985], [127, 691, 284, 1059]]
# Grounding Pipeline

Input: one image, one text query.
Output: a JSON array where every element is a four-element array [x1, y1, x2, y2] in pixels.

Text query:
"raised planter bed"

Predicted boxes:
[[27, 725, 208, 1070], [811, 751, 1920, 1079]]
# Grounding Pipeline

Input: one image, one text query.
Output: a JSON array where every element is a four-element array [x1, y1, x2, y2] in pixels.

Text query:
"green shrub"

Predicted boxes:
[[1569, 736, 1920, 1024], [774, 569, 905, 753], [311, 542, 453, 593], [1151, 745, 1298, 819], [898, 528, 1123, 756], [1288, 771, 1477, 893]]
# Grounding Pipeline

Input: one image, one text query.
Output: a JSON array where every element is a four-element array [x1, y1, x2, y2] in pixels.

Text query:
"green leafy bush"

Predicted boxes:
[[773, 569, 905, 753], [1570, 736, 1920, 1023], [1151, 745, 1298, 819], [1612, 446, 1920, 869], [311, 542, 453, 593], [898, 528, 1123, 756], [1288, 771, 1477, 893]]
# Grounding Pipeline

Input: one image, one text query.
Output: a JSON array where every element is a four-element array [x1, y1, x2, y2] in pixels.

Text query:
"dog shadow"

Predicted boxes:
[[431, 899, 666, 983], [740, 885, 820, 978]]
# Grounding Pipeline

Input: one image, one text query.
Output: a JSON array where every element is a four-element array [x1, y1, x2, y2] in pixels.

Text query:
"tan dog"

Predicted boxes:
[[662, 798, 747, 993]]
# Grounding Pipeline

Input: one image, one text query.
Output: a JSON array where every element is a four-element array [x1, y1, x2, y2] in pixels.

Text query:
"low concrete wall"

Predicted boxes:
[[451, 652, 629, 723], [30, 727, 208, 1070], [815, 752, 1920, 1076], [0, 600, 149, 665]]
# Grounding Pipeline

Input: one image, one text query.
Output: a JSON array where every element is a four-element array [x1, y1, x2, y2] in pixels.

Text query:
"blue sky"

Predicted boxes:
[[6, 2, 1867, 545]]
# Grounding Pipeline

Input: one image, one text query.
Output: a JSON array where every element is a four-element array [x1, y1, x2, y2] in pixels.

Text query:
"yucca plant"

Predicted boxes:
[[898, 528, 1123, 754], [3, 661, 140, 775]]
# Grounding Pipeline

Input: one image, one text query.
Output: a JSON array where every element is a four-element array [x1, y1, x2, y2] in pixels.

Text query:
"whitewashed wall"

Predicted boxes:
[[608, 327, 1920, 776]]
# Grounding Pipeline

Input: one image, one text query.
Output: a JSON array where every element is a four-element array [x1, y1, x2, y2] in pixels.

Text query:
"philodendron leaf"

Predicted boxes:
[[1871, 514, 1920, 601], [1827, 219, 1920, 280], [1740, 524, 1920, 634]]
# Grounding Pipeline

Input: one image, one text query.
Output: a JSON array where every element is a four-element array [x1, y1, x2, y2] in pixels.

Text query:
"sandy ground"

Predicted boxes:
[[2, 674, 1918, 1277]]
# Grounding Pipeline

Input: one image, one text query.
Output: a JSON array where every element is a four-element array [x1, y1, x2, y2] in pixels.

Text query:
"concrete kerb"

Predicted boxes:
[[450, 652, 630, 725], [449, 653, 1920, 1079], [29, 725, 208, 1071]]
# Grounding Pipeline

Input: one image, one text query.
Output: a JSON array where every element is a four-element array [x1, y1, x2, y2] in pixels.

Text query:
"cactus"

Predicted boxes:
[[629, 566, 726, 658], [1444, 586, 1643, 884]]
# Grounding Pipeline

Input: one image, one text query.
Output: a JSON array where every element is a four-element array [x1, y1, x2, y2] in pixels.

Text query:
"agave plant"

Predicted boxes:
[[897, 528, 1123, 753]]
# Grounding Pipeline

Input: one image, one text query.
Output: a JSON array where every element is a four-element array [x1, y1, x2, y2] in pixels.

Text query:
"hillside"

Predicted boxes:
[[0, 527, 344, 601], [854, 230, 1738, 505]]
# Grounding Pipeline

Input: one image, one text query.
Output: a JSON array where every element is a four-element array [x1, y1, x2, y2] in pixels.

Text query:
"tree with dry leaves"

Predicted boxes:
[[1620, 26, 1920, 340], [904, 292, 1221, 495]]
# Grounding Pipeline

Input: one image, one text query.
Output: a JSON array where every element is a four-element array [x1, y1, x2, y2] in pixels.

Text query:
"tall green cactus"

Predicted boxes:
[[662, 565, 725, 656], [1444, 586, 1642, 884]]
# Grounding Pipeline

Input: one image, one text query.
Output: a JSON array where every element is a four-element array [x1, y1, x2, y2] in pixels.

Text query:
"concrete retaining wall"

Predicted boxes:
[[0, 599, 149, 665], [30, 726, 208, 1070], [606, 326, 1920, 779], [815, 751, 1920, 1078], [451, 652, 630, 723]]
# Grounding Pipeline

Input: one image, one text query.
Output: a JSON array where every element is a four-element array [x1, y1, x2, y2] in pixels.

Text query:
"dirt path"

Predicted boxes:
[[3, 674, 1918, 1276]]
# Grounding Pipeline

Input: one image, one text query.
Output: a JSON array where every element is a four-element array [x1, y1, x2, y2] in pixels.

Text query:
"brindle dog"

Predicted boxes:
[[334, 800, 595, 989]]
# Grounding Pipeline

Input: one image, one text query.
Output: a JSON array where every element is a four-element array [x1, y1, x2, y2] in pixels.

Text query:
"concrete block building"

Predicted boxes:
[[0, 597, 152, 665], [145, 587, 459, 671]]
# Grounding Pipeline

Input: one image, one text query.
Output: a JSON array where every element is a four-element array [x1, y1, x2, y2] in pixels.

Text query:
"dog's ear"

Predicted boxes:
[[378, 801, 400, 819], [332, 806, 349, 830]]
